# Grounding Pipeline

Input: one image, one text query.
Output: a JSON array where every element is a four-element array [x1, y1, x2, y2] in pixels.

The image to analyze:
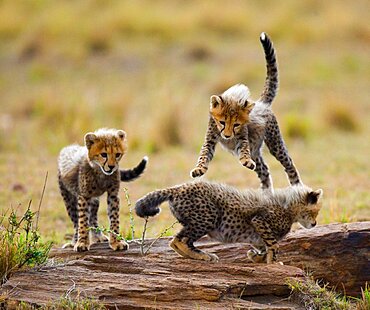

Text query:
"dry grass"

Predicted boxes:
[[0, 0, 369, 245], [288, 278, 370, 310]]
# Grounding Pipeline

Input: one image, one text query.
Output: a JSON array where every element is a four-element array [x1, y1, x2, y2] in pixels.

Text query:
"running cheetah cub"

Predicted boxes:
[[135, 181, 322, 263], [191, 33, 301, 191], [58, 128, 147, 252]]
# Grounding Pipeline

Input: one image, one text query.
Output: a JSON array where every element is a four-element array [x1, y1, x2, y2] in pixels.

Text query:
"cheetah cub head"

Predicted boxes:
[[210, 84, 255, 140], [297, 189, 323, 229], [84, 128, 127, 175]]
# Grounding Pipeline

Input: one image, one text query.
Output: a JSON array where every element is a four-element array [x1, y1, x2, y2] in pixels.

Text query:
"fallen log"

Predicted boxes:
[[279, 221, 370, 296], [1, 222, 369, 309]]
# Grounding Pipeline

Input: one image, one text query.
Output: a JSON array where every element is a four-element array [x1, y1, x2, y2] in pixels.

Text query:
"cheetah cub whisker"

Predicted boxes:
[[136, 181, 322, 263], [58, 128, 147, 252]]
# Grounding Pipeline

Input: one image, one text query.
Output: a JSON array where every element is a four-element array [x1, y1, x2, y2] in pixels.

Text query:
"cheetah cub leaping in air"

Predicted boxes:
[[58, 128, 147, 252], [136, 181, 322, 263], [191, 32, 302, 191]]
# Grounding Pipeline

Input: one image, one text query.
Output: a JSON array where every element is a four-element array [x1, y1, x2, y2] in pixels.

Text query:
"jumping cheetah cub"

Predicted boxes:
[[191, 33, 302, 191], [58, 128, 147, 252], [135, 181, 322, 263]]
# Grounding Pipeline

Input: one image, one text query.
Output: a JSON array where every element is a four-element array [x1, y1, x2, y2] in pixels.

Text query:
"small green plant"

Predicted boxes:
[[88, 187, 135, 243], [0, 202, 52, 284], [15, 294, 106, 310], [46, 294, 106, 310], [0, 173, 52, 284], [140, 219, 178, 255], [86, 187, 134, 243], [287, 278, 351, 310], [88, 226, 125, 241], [89, 219, 178, 257], [350, 283, 370, 310]]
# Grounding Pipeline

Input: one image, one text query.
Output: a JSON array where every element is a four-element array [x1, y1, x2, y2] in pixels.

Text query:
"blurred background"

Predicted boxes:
[[0, 0, 369, 244]]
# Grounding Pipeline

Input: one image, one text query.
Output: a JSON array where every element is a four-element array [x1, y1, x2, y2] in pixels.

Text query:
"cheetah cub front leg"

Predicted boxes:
[[190, 135, 216, 178], [238, 139, 256, 170], [107, 193, 129, 251], [250, 215, 279, 264], [247, 246, 267, 263]]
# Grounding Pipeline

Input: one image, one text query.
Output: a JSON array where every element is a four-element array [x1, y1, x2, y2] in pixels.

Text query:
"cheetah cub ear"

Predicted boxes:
[[84, 133, 97, 149], [242, 100, 255, 113], [306, 189, 323, 205], [116, 130, 126, 141], [210, 95, 223, 110]]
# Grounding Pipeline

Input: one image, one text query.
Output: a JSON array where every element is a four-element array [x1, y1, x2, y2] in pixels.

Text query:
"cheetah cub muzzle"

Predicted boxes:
[[136, 181, 322, 263]]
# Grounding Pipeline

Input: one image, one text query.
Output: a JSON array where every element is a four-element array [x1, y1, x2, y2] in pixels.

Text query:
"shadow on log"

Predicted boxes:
[[1, 222, 369, 309]]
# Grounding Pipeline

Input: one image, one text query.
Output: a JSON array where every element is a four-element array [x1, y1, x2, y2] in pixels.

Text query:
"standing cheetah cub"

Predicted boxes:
[[191, 33, 302, 191], [58, 128, 147, 252], [135, 181, 322, 263]]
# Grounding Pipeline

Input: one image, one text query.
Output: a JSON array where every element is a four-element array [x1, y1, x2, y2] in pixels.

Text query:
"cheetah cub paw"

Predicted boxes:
[[190, 166, 208, 178], [247, 249, 266, 263], [62, 242, 74, 249], [240, 158, 256, 170], [109, 240, 129, 251], [90, 231, 109, 244], [74, 240, 89, 252], [206, 253, 219, 262]]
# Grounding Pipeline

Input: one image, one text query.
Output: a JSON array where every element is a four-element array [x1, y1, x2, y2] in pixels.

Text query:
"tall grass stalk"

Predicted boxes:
[[142, 220, 178, 255], [122, 187, 135, 240]]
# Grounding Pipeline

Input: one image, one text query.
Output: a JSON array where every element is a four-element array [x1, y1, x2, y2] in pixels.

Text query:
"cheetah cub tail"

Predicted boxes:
[[135, 188, 174, 218], [120, 156, 148, 182], [259, 32, 279, 105]]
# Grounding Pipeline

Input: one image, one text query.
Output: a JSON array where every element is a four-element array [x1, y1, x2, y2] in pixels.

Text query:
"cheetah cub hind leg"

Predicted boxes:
[[90, 230, 109, 245], [62, 232, 78, 249], [170, 237, 219, 262], [169, 238, 190, 258]]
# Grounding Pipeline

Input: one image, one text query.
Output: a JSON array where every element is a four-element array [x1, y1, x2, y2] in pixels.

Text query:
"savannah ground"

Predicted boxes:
[[0, 0, 369, 246]]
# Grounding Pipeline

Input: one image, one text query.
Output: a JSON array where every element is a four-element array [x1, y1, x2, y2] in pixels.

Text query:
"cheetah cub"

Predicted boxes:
[[58, 128, 147, 252], [136, 181, 322, 263], [191, 33, 301, 191]]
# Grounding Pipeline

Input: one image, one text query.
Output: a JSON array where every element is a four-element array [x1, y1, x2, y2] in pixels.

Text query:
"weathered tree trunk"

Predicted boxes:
[[279, 221, 370, 297], [1, 222, 369, 309]]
